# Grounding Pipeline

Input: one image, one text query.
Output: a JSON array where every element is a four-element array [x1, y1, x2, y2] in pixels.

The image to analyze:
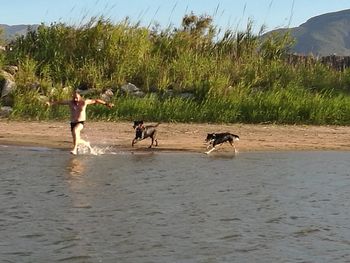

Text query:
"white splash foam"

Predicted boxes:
[[77, 144, 116, 155]]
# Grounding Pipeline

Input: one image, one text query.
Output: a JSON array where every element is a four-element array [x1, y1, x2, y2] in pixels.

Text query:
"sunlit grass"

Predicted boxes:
[[3, 14, 350, 125]]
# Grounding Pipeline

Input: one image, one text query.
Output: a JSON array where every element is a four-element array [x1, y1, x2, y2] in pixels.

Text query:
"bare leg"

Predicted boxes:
[[71, 125, 79, 155], [71, 123, 92, 154]]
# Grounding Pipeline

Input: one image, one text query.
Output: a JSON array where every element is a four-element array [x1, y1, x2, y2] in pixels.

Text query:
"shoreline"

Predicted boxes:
[[1, 120, 350, 153]]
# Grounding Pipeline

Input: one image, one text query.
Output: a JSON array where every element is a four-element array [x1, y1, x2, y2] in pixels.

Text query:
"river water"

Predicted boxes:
[[0, 145, 350, 262]]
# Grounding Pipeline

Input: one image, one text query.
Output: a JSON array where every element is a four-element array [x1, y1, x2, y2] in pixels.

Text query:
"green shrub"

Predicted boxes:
[[4, 14, 350, 125]]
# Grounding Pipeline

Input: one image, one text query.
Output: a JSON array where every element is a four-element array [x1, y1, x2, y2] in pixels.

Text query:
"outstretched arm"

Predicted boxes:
[[86, 98, 114, 108], [46, 100, 70, 106]]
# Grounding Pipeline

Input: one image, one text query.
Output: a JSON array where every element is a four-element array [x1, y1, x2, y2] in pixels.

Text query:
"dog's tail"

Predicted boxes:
[[154, 123, 160, 127]]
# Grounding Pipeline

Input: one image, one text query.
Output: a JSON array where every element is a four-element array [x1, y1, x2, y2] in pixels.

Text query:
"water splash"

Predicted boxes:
[[77, 144, 117, 155]]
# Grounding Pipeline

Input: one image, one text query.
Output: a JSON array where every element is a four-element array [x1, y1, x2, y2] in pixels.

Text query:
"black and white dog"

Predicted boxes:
[[205, 132, 239, 154], [132, 120, 159, 148]]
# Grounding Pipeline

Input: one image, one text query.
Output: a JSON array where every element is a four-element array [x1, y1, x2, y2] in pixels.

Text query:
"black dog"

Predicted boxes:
[[205, 132, 239, 154], [132, 120, 159, 148]]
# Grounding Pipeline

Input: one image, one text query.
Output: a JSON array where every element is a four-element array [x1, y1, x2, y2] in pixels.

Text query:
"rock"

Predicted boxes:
[[3, 66, 18, 75], [133, 90, 145, 97], [28, 81, 40, 90], [100, 94, 109, 101], [0, 70, 15, 82], [0, 106, 12, 117], [1, 78, 16, 106], [179, 92, 195, 99], [120, 83, 140, 94], [0, 70, 17, 106], [100, 88, 114, 101], [104, 88, 114, 97], [120, 83, 145, 97]]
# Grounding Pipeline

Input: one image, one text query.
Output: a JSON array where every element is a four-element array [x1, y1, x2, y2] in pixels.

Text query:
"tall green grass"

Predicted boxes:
[[4, 14, 350, 125], [80, 86, 350, 125]]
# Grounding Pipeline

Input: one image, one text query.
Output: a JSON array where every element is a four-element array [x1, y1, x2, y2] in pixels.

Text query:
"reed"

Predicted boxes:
[[3, 14, 350, 125], [80, 87, 350, 125]]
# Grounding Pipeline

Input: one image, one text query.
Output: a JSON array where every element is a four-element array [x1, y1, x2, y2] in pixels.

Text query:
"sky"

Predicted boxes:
[[1, 0, 350, 33]]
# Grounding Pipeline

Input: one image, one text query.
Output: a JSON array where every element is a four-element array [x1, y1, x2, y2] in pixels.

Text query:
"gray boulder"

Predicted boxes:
[[132, 90, 145, 98], [121, 83, 139, 93], [3, 66, 18, 75], [0, 106, 12, 117], [1, 78, 16, 98], [100, 88, 114, 101], [0, 79, 16, 106], [120, 83, 145, 97], [0, 71, 16, 106]]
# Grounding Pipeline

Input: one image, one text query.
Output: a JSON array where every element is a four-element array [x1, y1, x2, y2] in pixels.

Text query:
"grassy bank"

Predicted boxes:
[[10, 86, 350, 125], [2, 15, 350, 124]]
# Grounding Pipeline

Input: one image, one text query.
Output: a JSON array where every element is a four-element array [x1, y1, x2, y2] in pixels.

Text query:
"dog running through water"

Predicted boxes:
[[132, 120, 159, 148], [205, 132, 240, 154]]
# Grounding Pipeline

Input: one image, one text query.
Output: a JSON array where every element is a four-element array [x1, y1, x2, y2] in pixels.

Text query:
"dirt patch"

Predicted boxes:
[[1, 120, 350, 153]]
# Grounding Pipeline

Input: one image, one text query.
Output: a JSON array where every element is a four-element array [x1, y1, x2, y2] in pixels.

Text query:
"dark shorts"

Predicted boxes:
[[70, 121, 85, 132]]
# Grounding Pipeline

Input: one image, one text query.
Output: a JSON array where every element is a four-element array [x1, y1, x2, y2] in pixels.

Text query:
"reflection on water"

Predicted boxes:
[[1, 146, 350, 262], [67, 157, 85, 176]]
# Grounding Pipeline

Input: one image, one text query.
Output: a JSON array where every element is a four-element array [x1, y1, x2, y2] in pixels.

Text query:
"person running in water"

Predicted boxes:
[[46, 90, 114, 155]]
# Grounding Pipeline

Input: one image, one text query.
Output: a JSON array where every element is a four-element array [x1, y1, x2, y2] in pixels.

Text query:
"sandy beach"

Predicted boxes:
[[1, 120, 350, 153]]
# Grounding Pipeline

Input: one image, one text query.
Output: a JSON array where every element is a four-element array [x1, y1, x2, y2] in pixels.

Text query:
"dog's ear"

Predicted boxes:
[[133, 120, 144, 127], [206, 133, 214, 139]]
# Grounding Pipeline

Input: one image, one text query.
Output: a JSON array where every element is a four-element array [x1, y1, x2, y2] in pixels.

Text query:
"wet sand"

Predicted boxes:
[[1, 120, 350, 152]]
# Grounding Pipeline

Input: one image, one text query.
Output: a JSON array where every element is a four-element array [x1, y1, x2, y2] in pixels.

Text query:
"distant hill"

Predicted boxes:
[[0, 24, 39, 40], [2, 9, 350, 56], [267, 9, 350, 56]]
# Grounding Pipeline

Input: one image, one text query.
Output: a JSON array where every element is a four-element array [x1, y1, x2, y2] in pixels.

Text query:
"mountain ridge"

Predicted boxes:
[[2, 9, 350, 56], [266, 9, 350, 56], [0, 24, 39, 40]]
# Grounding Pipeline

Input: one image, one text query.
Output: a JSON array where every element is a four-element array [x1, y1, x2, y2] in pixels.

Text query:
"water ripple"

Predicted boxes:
[[1, 149, 350, 262]]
